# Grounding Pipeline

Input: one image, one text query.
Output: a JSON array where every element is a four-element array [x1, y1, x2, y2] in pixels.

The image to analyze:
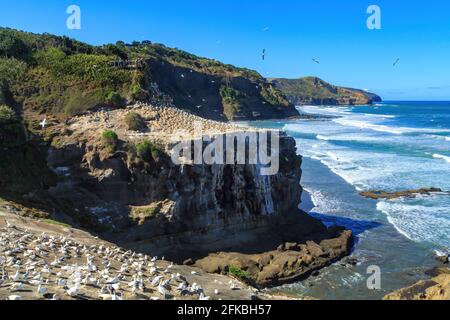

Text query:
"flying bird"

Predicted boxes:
[[40, 118, 47, 129], [262, 26, 270, 32], [312, 58, 320, 64], [393, 58, 400, 66], [262, 49, 266, 61]]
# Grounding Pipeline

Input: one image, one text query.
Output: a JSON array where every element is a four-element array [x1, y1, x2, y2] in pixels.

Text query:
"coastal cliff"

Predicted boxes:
[[0, 27, 353, 288], [1, 104, 352, 287], [269, 77, 382, 106]]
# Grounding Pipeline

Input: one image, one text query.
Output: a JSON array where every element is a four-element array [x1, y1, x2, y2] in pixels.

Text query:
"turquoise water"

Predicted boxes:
[[250, 101, 450, 299]]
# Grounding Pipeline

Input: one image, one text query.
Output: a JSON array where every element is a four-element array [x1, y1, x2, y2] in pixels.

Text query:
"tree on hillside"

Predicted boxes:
[[0, 31, 29, 59]]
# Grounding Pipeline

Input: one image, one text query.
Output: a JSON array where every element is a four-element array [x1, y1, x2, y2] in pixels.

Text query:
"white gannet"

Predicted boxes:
[[199, 292, 211, 300], [66, 285, 80, 297], [36, 285, 47, 298], [157, 284, 168, 297], [40, 118, 47, 129], [150, 275, 163, 287], [10, 282, 25, 291], [8, 295, 22, 300]]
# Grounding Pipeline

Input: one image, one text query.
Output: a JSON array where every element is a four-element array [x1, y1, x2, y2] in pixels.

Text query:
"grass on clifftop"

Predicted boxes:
[[228, 266, 251, 280]]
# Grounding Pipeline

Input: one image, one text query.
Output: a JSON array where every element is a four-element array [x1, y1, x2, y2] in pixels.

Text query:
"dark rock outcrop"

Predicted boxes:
[[360, 188, 447, 200]]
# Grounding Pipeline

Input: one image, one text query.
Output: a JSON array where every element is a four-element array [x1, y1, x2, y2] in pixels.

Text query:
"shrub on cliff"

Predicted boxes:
[[228, 266, 250, 280], [220, 86, 243, 120], [0, 105, 15, 123], [135, 140, 161, 162], [124, 112, 146, 131], [64, 90, 105, 116], [106, 91, 126, 107], [102, 130, 119, 153]]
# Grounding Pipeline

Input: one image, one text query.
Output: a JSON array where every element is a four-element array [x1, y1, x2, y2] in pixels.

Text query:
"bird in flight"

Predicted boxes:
[[40, 118, 47, 129], [262, 49, 266, 61], [262, 26, 270, 32], [393, 58, 400, 66], [312, 58, 320, 64]]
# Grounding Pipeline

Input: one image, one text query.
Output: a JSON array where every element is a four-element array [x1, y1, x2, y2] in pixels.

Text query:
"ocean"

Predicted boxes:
[[249, 101, 450, 300]]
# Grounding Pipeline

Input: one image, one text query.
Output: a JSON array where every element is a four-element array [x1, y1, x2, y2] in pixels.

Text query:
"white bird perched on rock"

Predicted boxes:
[[36, 285, 47, 298], [57, 278, 67, 287], [10, 282, 25, 291], [10, 270, 22, 282], [66, 285, 80, 297], [28, 279, 42, 286], [150, 275, 164, 287], [6, 220, 13, 228], [8, 295, 22, 300], [199, 293, 211, 300], [157, 284, 169, 297], [214, 289, 220, 295]]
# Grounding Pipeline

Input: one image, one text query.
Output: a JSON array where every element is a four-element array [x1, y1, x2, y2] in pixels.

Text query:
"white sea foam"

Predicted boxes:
[[316, 134, 331, 141], [334, 118, 450, 135], [288, 104, 450, 249], [433, 153, 450, 164], [377, 199, 450, 247]]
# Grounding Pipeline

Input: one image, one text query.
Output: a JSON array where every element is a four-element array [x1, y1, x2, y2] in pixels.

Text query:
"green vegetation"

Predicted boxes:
[[270, 77, 339, 100], [269, 76, 380, 104], [102, 130, 119, 152], [42, 219, 71, 228], [135, 140, 161, 161], [228, 266, 251, 279], [64, 90, 104, 116], [220, 86, 243, 120], [0, 105, 15, 123], [106, 91, 125, 107], [124, 112, 146, 131], [260, 86, 289, 106], [129, 205, 159, 225], [0, 27, 297, 125]]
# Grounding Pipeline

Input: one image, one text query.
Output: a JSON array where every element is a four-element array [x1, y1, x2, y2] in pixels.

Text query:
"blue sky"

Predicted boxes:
[[1, 0, 450, 100]]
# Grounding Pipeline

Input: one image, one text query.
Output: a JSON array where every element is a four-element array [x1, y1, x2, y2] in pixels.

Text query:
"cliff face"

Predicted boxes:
[[44, 106, 307, 258], [269, 77, 382, 106], [145, 59, 299, 121]]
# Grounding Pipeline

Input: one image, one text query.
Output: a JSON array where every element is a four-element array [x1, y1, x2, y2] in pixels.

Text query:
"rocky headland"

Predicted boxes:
[[269, 77, 382, 106], [384, 267, 450, 300], [360, 188, 449, 200]]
